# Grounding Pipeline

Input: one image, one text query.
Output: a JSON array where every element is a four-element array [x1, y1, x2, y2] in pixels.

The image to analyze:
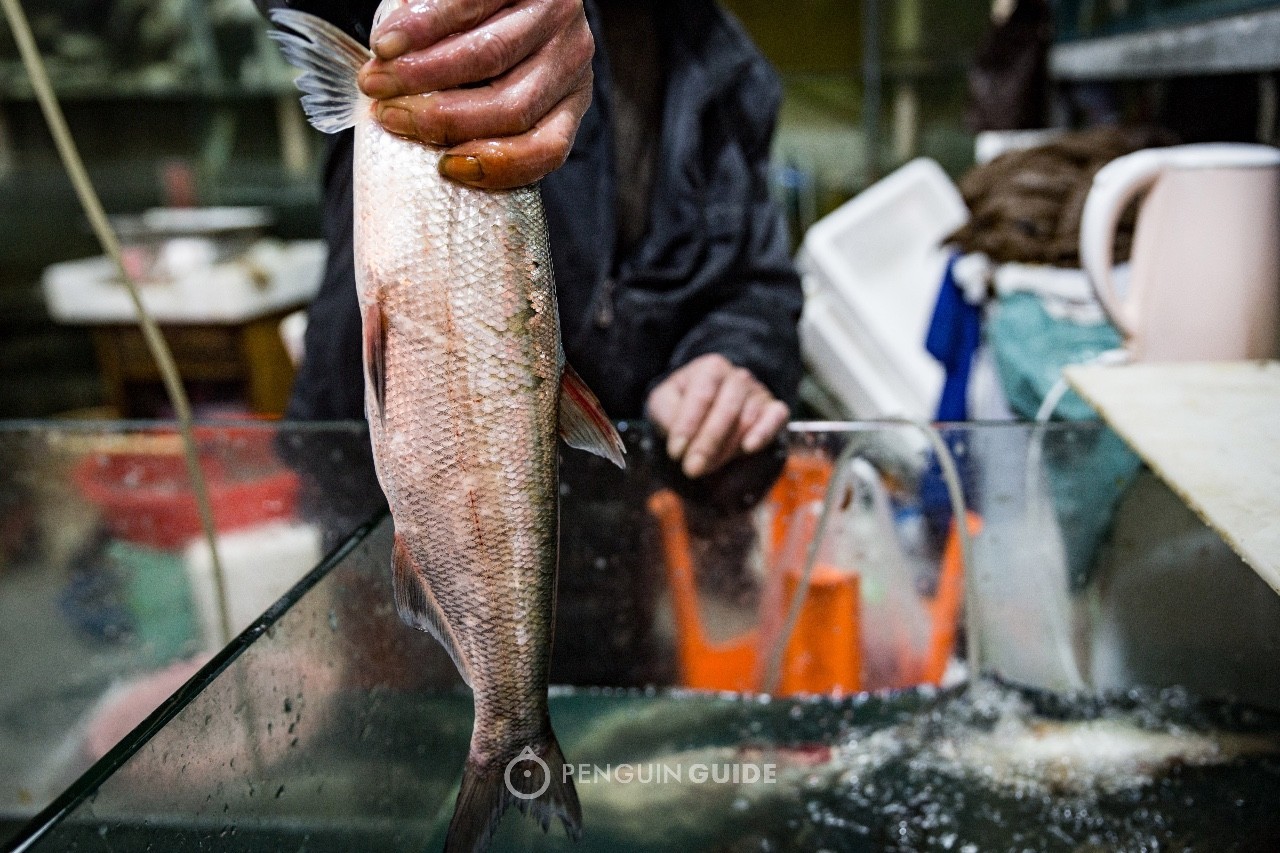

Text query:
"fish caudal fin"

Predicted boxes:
[[392, 534, 474, 688], [267, 9, 370, 134], [446, 735, 582, 853], [559, 364, 626, 469]]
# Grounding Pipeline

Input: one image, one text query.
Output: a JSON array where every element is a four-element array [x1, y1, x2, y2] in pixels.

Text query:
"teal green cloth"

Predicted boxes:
[[988, 292, 1141, 590], [989, 292, 1123, 421]]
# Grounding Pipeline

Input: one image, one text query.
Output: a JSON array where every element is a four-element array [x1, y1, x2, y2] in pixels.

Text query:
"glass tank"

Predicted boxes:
[[3, 420, 1280, 852]]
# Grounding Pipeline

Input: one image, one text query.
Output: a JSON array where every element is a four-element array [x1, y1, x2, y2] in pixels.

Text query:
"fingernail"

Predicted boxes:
[[373, 30, 410, 60], [742, 434, 763, 454], [440, 155, 485, 184], [361, 70, 398, 99], [377, 105, 414, 137], [667, 435, 688, 459], [683, 453, 706, 479]]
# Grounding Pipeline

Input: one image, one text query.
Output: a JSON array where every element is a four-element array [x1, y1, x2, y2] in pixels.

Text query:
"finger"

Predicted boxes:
[[437, 82, 591, 188], [361, 0, 577, 98], [721, 389, 772, 462], [664, 356, 732, 460], [737, 390, 767, 439], [697, 416, 755, 477], [645, 374, 686, 437], [374, 41, 590, 146], [683, 368, 754, 479], [741, 400, 790, 454], [370, 0, 514, 61]]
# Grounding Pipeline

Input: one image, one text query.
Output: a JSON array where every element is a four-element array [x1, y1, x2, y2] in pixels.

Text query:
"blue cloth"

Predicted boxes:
[[925, 254, 983, 421], [918, 255, 982, 533]]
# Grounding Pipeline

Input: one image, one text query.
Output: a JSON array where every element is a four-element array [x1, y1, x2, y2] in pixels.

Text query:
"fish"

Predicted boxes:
[[268, 6, 626, 852]]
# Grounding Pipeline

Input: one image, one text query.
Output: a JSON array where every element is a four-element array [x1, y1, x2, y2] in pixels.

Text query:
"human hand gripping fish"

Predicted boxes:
[[357, 0, 595, 189], [269, 5, 625, 852]]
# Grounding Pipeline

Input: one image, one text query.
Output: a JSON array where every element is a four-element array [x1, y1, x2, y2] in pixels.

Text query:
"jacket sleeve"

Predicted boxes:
[[663, 65, 805, 408]]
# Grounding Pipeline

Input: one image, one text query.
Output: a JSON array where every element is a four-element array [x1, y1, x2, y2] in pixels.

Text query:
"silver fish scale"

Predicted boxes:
[[355, 117, 561, 768]]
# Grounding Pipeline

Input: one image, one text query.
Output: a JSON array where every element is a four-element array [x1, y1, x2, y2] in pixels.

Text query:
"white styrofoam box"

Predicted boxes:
[[184, 521, 323, 650], [797, 158, 969, 419], [801, 291, 934, 420], [42, 239, 326, 324], [800, 159, 967, 290], [823, 284, 937, 414]]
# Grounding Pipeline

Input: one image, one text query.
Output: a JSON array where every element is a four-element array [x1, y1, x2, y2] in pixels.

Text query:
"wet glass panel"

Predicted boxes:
[[0, 422, 385, 843]]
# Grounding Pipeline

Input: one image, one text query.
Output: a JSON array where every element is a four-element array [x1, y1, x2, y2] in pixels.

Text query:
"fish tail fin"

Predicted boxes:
[[559, 363, 626, 469], [516, 735, 583, 840], [267, 9, 371, 134], [445, 735, 582, 853]]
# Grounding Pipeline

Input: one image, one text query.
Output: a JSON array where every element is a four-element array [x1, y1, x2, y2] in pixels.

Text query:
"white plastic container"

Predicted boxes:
[[42, 239, 326, 325], [184, 521, 323, 650]]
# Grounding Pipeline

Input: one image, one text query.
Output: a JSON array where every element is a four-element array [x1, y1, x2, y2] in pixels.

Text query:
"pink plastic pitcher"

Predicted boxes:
[[1080, 143, 1280, 361]]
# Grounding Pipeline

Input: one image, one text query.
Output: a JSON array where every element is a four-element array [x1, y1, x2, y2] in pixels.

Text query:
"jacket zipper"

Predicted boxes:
[[595, 277, 617, 328]]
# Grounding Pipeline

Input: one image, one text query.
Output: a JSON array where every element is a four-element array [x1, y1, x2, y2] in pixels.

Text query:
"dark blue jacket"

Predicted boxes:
[[268, 0, 804, 421]]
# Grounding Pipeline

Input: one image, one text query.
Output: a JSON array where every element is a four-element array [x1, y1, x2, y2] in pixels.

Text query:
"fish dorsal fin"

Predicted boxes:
[[362, 303, 387, 425], [559, 363, 626, 468], [392, 533, 474, 688], [268, 9, 371, 134]]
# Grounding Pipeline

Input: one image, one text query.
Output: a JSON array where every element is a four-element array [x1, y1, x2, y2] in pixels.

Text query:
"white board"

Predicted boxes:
[[1065, 361, 1280, 594]]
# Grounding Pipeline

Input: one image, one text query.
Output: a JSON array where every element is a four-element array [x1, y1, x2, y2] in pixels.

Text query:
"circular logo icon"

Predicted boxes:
[[504, 745, 551, 801]]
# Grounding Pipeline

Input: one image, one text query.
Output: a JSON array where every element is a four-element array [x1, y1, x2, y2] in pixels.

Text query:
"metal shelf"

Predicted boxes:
[[1051, 7, 1280, 79], [0, 80, 298, 102]]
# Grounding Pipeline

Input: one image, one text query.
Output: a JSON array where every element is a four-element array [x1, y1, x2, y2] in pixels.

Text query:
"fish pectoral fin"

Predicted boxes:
[[362, 303, 388, 425], [268, 9, 370, 134], [559, 363, 626, 469], [392, 533, 474, 688]]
